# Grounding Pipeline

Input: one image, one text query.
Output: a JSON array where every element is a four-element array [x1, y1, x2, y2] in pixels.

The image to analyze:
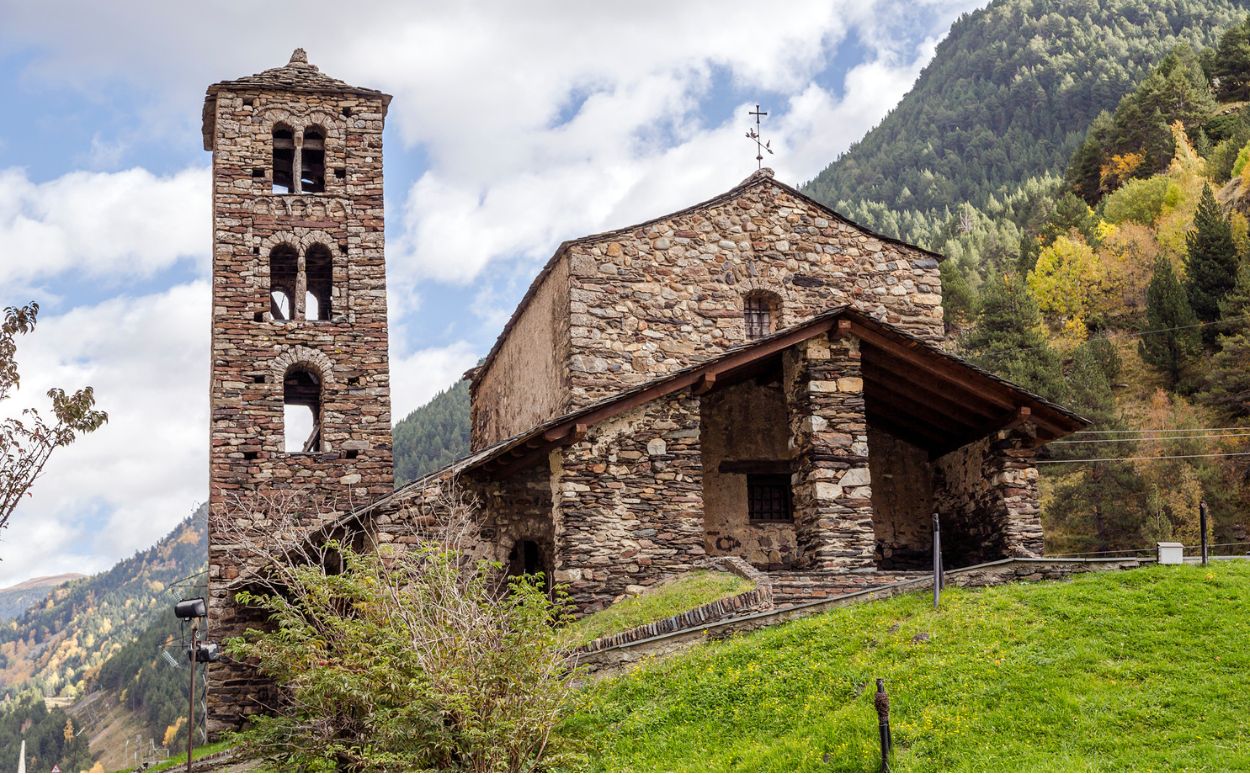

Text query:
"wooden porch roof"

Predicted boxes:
[[444, 307, 1087, 481]]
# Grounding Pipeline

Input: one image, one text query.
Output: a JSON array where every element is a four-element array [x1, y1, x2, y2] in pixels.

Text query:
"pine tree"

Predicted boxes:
[[1140, 257, 1200, 389], [961, 273, 1066, 402], [1184, 183, 1239, 331], [1051, 338, 1133, 462], [1212, 14, 1250, 101], [1200, 263, 1250, 421]]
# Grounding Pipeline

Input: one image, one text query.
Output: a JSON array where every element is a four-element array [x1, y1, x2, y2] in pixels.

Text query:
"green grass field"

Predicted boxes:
[[560, 570, 755, 648], [555, 562, 1250, 772]]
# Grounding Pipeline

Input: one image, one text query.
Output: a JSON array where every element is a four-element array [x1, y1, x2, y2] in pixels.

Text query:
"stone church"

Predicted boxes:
[[203, 52, 1086, 728]]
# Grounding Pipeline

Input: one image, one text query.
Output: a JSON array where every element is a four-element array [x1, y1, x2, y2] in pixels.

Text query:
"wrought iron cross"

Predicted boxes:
[[746, 104, 773, 169]]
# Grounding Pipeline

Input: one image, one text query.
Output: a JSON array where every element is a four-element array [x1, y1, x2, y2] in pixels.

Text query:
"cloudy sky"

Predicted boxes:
[[0, 0, 984, 587]]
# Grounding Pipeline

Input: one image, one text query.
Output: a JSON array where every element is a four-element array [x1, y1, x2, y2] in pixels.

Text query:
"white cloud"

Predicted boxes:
[[389, 341, 479, 422], [0, 166, 209, 287], [0, 282, 210, 587]]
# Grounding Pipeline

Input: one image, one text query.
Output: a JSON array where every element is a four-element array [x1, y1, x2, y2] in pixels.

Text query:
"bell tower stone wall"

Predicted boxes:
[[204, 50, 394, 731]]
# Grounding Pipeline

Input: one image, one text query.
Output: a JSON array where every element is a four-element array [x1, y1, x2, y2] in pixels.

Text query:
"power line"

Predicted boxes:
[[1050, 431, 1250, 445], [1038, 450, 1250, 464], [1068, 425, 1250, 435]]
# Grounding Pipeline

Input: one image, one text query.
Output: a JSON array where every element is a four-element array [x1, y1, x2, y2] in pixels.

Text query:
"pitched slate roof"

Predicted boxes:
[[202, 49, 391, 150]]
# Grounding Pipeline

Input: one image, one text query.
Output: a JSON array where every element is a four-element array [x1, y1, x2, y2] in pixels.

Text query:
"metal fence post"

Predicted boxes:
[[1200, 499, 1209, 566], [932, 512, 942, 609]]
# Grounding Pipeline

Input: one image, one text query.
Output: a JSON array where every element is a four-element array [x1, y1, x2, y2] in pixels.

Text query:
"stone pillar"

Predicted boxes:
[[988, 429, 1043, 557], [784, 331, 875, 571]]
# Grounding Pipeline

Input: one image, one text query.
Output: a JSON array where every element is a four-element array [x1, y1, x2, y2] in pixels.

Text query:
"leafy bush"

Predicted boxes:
[[221, 493, 577, 772], [1102, 175, 1180, 224], [1232, 140, 1250, 178]]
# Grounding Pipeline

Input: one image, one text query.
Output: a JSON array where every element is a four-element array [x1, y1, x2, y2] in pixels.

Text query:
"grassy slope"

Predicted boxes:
[[557, 563, 1250, 772], [561, 571, 754, 648]]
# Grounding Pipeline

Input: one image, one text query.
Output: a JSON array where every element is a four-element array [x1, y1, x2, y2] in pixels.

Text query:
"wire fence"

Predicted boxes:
[[1044, 540, 1250, 559]]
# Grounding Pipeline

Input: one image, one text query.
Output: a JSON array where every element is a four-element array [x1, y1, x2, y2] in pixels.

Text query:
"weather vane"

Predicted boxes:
[[746, 104, 773, 170]]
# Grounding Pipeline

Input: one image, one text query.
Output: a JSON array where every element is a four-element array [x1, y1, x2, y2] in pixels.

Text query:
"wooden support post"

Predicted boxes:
[[875, 678, 891, 773]]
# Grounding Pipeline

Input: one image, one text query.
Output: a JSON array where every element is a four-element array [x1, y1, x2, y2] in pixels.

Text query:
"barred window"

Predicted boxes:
[[744, 290, 779, 339], [748, 474, 792, 523]]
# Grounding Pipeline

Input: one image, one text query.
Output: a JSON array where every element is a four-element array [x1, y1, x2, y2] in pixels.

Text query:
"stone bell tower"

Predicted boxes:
[[202, 49, 394, 729]]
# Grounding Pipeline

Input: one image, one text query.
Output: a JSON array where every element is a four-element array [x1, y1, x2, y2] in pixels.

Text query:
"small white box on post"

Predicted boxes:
[[1157, 542, 1185, 565]]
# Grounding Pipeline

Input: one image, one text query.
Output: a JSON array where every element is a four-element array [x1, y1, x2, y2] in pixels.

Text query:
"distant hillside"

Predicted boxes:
[[0, 505, 207, 701], [0, 574, 84, 622], [393, 379, 471, 486], [803, 0, 1248, 237]]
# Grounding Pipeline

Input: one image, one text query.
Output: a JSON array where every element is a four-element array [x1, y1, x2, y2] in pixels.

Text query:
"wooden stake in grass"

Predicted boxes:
[[875, 678, 892, 773]]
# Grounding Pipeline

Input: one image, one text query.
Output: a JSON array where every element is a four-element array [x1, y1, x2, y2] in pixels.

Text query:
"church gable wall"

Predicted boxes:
[[563, 179, 943, 408], [470, 256, 570, 449]]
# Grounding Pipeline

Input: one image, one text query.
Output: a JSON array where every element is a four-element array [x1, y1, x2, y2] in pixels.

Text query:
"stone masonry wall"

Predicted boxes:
[[700, 378, 796, 569], [554, 393, 705, 611], [470, 171, 944, 448], [470, 258, 570, 449], [783, 332, 876, 571], [867, 427, 935, 569], [933, 428, 1043, 566], [207, 74, 393, 733], [561, 173, 943, 412]]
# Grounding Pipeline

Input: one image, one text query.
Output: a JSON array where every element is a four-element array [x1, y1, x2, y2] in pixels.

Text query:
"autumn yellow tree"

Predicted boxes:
[[162, 716, 185, 748], [1027, 234, 1105, 342]]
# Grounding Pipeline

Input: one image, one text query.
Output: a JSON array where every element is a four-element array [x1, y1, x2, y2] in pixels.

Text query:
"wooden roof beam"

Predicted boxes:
[[863, 355, 1001, 422], [850, 323, 1016, 410]]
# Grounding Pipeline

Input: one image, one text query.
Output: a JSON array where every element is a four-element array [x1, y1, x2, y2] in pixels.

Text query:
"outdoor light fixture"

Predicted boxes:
[[173, 596, 214, 770], [174, 597, 207, 620], [189, 642, 221, 663]]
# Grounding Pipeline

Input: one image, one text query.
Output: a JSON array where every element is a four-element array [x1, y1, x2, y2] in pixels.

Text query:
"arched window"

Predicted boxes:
[[269, 244, 298, 321], [305, 244, 333, 321], [271, 124, 295, 194], [743, 290, 781, 339], [283, 366, 322, 453], [300, 126, 326, 193]]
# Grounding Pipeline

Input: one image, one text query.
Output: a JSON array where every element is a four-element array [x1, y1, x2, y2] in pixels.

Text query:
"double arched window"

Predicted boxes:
[[268, 243, 333, 321], [271, 123, 326, 194]]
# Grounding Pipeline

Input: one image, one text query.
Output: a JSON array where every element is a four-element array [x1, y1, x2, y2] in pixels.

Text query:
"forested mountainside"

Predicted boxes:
[[939, 14, 1250, 555], [393, 379, 471, 486], [0, 506, 206, 701], [0, 574, 84, 622], [803, 0, 1248, 233], [0, 693, 92, 772]]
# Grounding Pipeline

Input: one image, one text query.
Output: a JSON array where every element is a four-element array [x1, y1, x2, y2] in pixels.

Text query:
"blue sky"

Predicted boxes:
[[0, 0, 984, 586]]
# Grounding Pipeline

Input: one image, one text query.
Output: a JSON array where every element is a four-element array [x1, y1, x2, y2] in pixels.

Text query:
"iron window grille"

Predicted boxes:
[[748, 473, 793, 523], [744, 295, 773, 339]]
